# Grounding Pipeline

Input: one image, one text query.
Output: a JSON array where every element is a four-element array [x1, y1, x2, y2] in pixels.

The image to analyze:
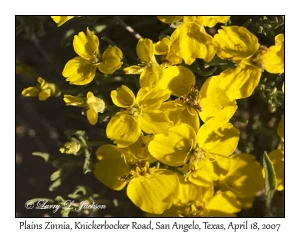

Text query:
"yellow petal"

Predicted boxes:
[[136, 38, 155, 63], [139, 110, 173, 134], [51, 16, 75, 27], [21, 87, 39, 97], [94, 145, 130, 190], [160, 100, 200, 130], [197, 118, 240, 157], [214, 26, 259, 63], [86, 108, 98, 125], [139, 66, 162, 88], [201, 16, 230, 28], [73, 28, 99, 60], [110, 85, 135, 108], [219, 153, 264, 197], [184, 161, 217, 187], [136, 87, 170, 110], [159, 66, 196, 97], [38, 89, 51, 101], [123, 65, 146, 75], [157, 16, 183, 24], [154, 37, 170, 55], [34, 77, 59, 98], [124, 135, 157, 163], [37, 77, 47, 87], [206, 191, 241, 216], [86, 92, 106, 113], [127, 169, 179, 214], [261, 34, 284, 74], [175, 179, 213, 205], [212, 66, 262, 101], [199, 75, 237, 122], [63, 95, 85, 107], [148, 123, 196, 166], [62, 57, 96, 85], [213, 156, 231, 177], [106, 112, 141, 148], [168, 22, 215, 64], [98, 46, 123, 74]]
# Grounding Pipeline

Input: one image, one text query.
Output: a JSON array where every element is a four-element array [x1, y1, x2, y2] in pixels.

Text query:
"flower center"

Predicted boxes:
[[118, 161, 151, 182], [178, 201, 208, 217], [130, 107, 141, 118], [190, 144, 206, 164], [249, 45, 268, 68], [179, 86, 201, 111], [87, 51, 102, 65]]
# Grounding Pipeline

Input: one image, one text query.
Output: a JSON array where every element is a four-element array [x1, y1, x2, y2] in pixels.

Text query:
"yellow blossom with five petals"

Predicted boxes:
[[62, 28, 123, 85], [107, 85, 172, 148], [94, 139, 179, 214], [63, 91, 106, 125], [22, 77, 60, 101]]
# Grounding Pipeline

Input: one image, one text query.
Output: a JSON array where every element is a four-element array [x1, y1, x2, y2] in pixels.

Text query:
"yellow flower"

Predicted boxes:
[[159, 69, 237, 130], [154, 37, 171, 55], [123, 38, 168, 89], [217, 153, 264, 208], [21, 77, 60, 101], [123, 38, 159, 75], [158, 16, 230, 65], [260, 34, 284, 74], [213, 26, 284, 99], [124, 38, 196, 90], [94, 140, 179, 214], [51, 16, 77, 27], [106, 85, 172, 148], [167, 21, 215, 65], [214, 26, 260, 64], [200, 67, 262, 101], [148, 119, 240, 187], [154, 179, 241, 217], [63, 28, 123, 85], [59, 141, 81, 155], [63, 91, 106, 125]]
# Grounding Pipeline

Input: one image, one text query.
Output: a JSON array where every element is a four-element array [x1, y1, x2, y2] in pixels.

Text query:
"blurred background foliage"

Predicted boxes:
[[16, 16, 284, 217]]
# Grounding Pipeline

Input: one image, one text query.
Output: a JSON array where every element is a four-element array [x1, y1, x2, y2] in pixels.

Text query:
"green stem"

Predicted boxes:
[[87, 141, 104, 147]]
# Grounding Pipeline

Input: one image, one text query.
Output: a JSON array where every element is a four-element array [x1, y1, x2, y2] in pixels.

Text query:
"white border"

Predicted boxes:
[[1, 0, 298, 233]]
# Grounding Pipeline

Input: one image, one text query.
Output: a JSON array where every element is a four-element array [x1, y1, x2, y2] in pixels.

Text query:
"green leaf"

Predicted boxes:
[[68, 186, 88, 199], [50, 169, 62, 181], [32, 152, 50, 162], [263, 151, 277, 209], [49, 178, 62, 192], [61, 208, 71, 217], [83, 150, 92, 174]]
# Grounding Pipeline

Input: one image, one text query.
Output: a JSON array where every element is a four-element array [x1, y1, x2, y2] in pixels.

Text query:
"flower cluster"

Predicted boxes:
[[21, 16, 284, 217]]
